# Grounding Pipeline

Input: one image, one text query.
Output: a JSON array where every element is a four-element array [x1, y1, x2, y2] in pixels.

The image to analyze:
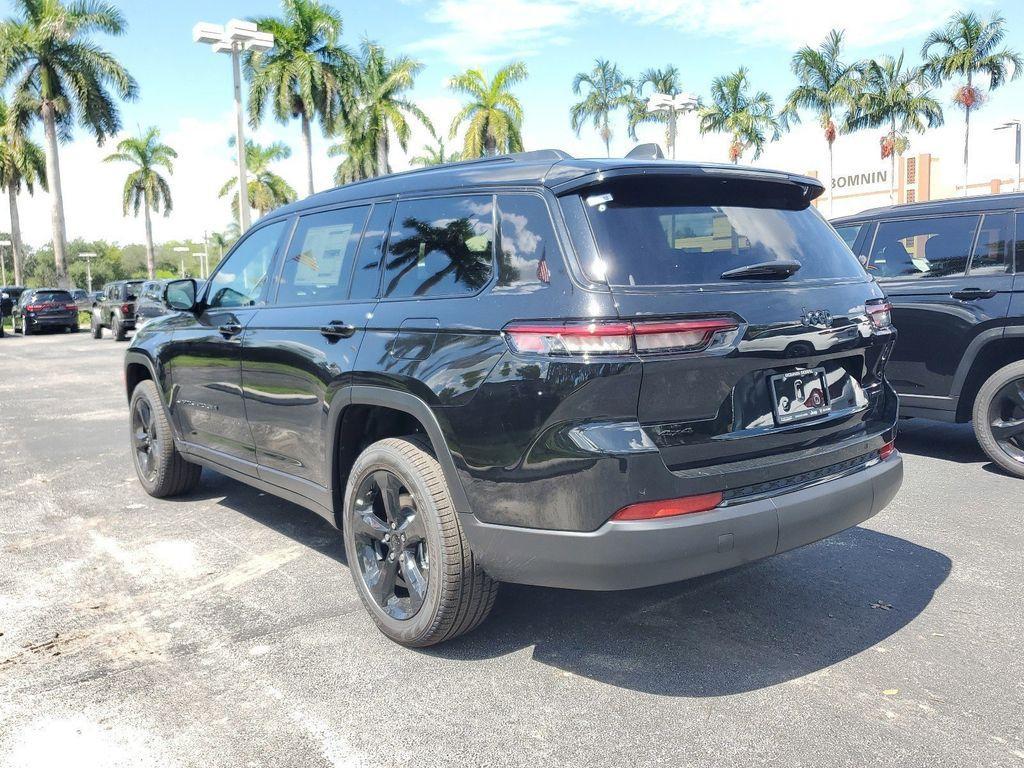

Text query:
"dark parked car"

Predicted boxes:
[[135, 279, 205, 326], [125, 149, 902, 646], [12, 288, 79, 334], [1, 285, 25, 317], [91, 279, 144, 340], [834, 194, 1024, 478], [69, 288, 91, 312]]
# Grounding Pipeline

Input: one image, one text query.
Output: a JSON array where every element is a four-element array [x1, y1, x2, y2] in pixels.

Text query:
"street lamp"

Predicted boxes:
[[645, 93, 699, 160], [192, 252, 208, 279], [0, 239, 10, 286], [173, 246, 190, 277], [193, 19, 274, 234], [995, 120, 1022, 193], [78, 252, 97, 293]]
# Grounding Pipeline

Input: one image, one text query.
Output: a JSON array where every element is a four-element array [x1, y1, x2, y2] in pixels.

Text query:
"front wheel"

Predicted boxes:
[[21, 318, 30, 336], [973, 361, 1024, 479], [129, 380, 202, 497], [343, 437, 498, 647]]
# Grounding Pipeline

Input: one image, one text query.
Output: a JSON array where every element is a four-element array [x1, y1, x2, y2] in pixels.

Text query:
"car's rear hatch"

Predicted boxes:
[[561, 170, 897, 488], [29, 291, 76, 318]]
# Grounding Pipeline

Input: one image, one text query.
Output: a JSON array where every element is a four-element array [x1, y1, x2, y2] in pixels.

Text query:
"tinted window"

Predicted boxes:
[[581, 177, 864, 285], [382, 196, 494, 298], [32, 291, 72, 303], [207, 221, 285, 309], [276, 206, 369, 305], [496, 195, 557, 292], [125, 281, 143, 300], [970, 212, 1013, 275], [349, 202, 393, 301], [870, 215, 979, 279], [835, 224, 862, 250]]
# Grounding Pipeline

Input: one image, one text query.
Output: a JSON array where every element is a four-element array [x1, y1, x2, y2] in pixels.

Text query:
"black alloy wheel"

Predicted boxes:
[[351, 469, 430, 620], [132, 396, 160, 484], [974, 361, 1024, 479]]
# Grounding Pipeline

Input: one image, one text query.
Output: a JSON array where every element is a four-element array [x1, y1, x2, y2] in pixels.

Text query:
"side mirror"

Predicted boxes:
[[165, 278, 198, 312]]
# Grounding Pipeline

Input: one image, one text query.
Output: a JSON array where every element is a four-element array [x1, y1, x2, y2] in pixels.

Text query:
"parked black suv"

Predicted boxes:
[[11, 288, 79, 334], [834, 194, 1024, 478], [91, 279, 144, 340], [125, 150, 902, 646]]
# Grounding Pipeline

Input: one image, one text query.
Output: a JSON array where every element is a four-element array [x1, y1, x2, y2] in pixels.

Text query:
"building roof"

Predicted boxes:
[[267, 149, 825, 220], [832, 191, 1024, 224]]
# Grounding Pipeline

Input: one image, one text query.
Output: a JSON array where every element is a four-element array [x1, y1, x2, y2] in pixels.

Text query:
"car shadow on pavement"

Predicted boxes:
[[175, 473, 950, 698], [896, 418, 986, 463]]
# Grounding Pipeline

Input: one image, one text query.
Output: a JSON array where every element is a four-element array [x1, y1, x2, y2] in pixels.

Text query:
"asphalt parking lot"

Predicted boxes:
[[0, 331, 1021, 768]]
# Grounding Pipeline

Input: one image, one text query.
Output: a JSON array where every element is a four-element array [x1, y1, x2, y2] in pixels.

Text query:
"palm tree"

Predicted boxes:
[[449, 62, 527, 158], [207, 229, 235, 272], [626, 65, 690, 156], [328, 126, 376, 184], [104, 127, 176, 280], [0, 94, 46, 286], [783, 30, 863, 214], [343, 40, 430, 176], [698, 67, 783, 164], [245, 0, 353, 197], [570, 59, 632, 157], [922, 11, 1022, 196], [846, 53, 944, 202], [219, 139, 296, 219], [410, 130, 461, 167], [0, 0, 138, 289]]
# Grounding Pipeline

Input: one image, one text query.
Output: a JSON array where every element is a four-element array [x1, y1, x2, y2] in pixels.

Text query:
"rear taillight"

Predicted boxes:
[[64, 303, 77, 311], [504, 318, 739, 356], [867, 300, 893, 330], [612, 492, 724, 521], [879, 440, 896, 460], [120, 303, 133, 314], [25, 304, 40, 312]]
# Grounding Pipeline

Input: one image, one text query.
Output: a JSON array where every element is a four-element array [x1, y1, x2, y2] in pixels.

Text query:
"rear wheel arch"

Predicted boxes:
[[329, 386, 474, 528], [954, 330, 1024, 423]]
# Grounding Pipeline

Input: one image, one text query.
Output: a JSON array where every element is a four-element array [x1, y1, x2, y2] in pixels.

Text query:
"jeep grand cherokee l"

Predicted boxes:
[[124, 150, 903, 646]]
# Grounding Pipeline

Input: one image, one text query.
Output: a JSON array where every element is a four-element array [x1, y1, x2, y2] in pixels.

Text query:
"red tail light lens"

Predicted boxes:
[[25, 304, 40, 312], [64, 303, 77, 311], [879, 440, 896, 460], [120, 303, 133, 314], [867, 300, 893, 330], [504, 318, 739, 356], [612, 492, 724, 521]]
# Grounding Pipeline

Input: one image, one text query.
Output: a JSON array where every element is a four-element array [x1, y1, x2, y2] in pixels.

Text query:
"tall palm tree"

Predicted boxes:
[[449, 61, 527, 158], [846, 53, 944, 202], [343, 40, 430, 176], [245, 0, 353, 197], [410, 130, 461, 167], [219, 139, 296, 219], [698, 67, 783, 164], [626, 65, 689, 155], [783, 30, 863, 214], [0, 94, 46, 286], [104, 127, 176, 280], [327, 126, 376, 184], [922, 11, 1022, 196], [0, 0, 138, 289], [570, 59, 632, 157]]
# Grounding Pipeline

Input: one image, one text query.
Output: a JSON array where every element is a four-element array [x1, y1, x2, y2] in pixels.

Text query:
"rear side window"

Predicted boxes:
[[870, 215, 979, 279], [496, 194, 557, 291], [579, 177, 864, 286], [834, 224, 862, 251], [276, 206, 369, 305], [970, 212, 1013, 275], [382, 196, 494, 299]]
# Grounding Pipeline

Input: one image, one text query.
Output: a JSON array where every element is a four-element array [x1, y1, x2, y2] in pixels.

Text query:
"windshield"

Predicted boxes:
[[579, 177, 865, 286]]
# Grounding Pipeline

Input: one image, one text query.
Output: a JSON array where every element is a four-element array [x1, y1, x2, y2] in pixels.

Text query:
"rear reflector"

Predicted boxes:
[[504, 318, 738, 356], [879, 440, 896, 460], [611, 491, 723, 521]]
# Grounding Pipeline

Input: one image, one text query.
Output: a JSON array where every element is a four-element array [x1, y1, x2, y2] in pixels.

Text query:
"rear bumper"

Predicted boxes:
[[461, 453, 902, 590], [26, 314, 77, 326]]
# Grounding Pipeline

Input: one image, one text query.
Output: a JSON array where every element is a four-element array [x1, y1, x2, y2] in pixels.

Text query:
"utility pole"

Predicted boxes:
[[78, 251, 97, 293], [996, 120, 1022, 192], [0, 240, 9, 286]]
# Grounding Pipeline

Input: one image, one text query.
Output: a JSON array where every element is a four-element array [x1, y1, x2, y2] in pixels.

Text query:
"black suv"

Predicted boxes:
[[91, 279, 144, 340], [834, 194, 1024, 478], [11, 288, 79, 334], [125, 150, 902, 646]]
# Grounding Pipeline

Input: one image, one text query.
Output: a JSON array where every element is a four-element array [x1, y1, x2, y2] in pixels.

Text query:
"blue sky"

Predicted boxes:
[[3, 0, 1023, 245]]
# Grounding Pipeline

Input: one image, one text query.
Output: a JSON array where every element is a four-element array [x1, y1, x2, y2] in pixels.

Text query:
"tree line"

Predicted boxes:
[[0, 0, 1019, 289]]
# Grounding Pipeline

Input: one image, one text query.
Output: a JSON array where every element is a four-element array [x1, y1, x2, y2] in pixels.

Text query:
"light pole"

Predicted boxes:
[[193, 252, 208, 279], [78, 251, 97, 293], [173, 246, 190, 277], [645, 93, 699, 160], [0, 240, 10, 286], [193, 19, 274, 234], [996, 120, 1022, 193]]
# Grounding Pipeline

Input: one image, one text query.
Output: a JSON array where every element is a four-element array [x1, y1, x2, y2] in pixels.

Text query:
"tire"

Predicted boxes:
[[343, 437, 498, 647], [129, 379, 202, 497], [69, 322, 79, 333], [112, 315, 126, 341], [22, 318, 30, 336], [973, 361, 1024, 479], [91, 313, 103, 338]]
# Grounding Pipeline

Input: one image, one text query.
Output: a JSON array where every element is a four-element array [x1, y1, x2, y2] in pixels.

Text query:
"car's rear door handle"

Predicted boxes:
[[320, 321, 356, 339], [218, 322, 243, 337], [951, 288, 996, 300]]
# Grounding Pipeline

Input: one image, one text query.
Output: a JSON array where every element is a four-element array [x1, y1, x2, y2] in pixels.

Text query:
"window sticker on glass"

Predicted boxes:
[[294, 223, 354, 286]]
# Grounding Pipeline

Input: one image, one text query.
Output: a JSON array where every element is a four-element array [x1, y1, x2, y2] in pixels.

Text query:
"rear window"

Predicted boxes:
[[125, 282, 144, 300], [32, 291, 72, 303], [578, 177, 865, 286]]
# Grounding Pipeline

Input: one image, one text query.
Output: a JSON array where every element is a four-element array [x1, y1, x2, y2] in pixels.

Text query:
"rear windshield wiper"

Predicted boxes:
[[720, 260, 802, 280]]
